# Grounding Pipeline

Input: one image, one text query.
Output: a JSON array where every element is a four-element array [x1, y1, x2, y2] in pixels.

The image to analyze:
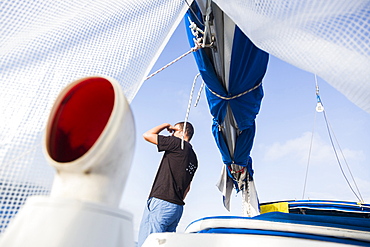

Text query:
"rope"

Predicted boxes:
[[181, 73, 201, 149], [145, 14, 209, 82], [144, 43, 201, 81], [206, 81, 262, 100], [247, 173, 251, 216], [242, 173, 252, 217], [194, 81, 204, 107], [144, 17, 206, 149]]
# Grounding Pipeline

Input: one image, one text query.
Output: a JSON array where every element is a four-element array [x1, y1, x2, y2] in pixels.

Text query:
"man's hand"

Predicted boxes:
[[167, 125, 180, 134]]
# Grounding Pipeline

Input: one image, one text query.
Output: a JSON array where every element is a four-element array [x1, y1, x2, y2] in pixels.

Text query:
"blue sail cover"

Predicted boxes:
[[185, 4, 268, 189]]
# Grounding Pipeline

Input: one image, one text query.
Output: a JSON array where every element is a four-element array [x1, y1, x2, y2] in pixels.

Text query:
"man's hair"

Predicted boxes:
[[175, 122, 194, 141]]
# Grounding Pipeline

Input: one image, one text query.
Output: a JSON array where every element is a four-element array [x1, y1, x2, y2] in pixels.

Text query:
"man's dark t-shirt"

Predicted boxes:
[[148, 135, 198, 205]]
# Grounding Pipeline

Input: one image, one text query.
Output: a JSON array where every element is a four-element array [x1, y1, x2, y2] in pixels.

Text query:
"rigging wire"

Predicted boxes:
[[326, 120, 364, 203], [322, 110, 364, 203], [184, 0, 204, 28], [304, 74, 364, 203], [303, 74, 320, 198], [302, 109, 317, 199]]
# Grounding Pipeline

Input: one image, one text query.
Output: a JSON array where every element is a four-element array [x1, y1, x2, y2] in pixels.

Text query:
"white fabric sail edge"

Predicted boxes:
[[213, 0, 370, 113], [216, 166, 259, 217], [0, 0, 191, 233]]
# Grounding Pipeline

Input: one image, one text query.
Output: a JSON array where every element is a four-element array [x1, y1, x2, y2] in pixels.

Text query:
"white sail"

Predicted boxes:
[[1, 0, 369, 234], [213, 0, 370, 113], [0, 0, 191, 232]]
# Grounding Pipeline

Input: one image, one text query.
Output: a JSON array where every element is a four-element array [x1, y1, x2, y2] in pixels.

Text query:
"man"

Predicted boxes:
[[138, 122, 198, 247]]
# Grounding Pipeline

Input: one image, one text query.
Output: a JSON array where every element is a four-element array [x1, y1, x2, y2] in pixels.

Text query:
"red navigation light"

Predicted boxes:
[[48, 77, 115, 162]]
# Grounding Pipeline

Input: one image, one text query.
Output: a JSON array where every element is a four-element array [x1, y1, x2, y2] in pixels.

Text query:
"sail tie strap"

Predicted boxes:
[[228, 165, 245, 174], [206, 81, 262, 101]]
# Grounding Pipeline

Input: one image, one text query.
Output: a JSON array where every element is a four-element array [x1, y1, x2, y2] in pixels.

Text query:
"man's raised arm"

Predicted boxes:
[[143, 123, 178, 145]]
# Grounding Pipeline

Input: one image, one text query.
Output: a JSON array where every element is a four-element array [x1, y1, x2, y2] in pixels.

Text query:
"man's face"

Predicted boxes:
[[172, 124, 183, 139]]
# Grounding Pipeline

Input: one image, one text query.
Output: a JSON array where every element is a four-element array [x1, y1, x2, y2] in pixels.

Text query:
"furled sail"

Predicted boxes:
[[186, 1, 268, 215], [186, 0, 369, 213]]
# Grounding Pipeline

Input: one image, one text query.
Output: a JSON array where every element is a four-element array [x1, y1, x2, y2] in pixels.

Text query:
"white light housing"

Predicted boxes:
[[0, 76, 136, 247], [44, 76, 135, 207]]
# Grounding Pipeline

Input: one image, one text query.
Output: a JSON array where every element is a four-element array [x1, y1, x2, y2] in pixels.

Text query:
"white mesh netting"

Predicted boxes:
[[1, 0, 369, 234], [214, 0, 370, 113], [0, 0, 190, 232]]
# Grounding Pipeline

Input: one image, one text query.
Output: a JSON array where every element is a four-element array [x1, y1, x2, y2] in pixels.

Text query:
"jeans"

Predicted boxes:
[[137, 197, 183, 247]]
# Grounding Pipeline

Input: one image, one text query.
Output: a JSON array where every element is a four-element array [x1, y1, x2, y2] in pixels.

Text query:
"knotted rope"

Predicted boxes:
[[181, 73, 201, 149], [206, 81, 262, 100]]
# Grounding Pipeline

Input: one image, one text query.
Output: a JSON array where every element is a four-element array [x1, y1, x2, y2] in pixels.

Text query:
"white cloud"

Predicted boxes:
[[255, 132, 368, 203], [263, 131, 312, 162], [263, 131, 365, 168]]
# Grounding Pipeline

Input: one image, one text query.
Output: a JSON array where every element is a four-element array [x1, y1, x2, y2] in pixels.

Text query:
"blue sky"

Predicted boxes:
[[121, 19, 370, 239]]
